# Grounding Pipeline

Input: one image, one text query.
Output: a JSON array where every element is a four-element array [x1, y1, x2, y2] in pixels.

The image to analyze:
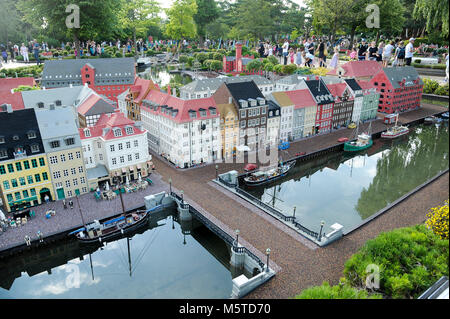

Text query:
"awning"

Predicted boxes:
[[87, 165, 109, 180], [236, 145, 251, 152]]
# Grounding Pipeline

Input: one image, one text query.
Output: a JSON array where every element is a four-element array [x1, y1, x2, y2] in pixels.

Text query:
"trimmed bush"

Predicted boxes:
[[423, 78, 440, 94], [426, 200, 449, 240], [295, 281, 381, 299], [434, 84, 449, 96], [281, 64, 298, 75], [343, 225, 449, 299], [115, 52, 123, 58]]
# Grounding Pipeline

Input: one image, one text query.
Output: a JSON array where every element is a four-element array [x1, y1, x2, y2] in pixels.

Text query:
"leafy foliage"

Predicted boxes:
[[343, 225, 449, 299], [12, 85, 40, 92], [165, 0, 198, 40], [295, 281, 382, 299]]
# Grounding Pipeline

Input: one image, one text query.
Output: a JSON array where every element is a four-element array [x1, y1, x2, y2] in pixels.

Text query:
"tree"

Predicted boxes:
[[17, 0, 121, 58], [194, 0, 219, 45], [165, 0, 198, 40], [119, 0, 161, 58], [413, 0, 449, 37]]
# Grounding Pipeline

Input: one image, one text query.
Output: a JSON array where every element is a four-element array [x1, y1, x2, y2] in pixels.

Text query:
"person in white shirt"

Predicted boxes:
[[20, 43, 29, 63], [445, 53, 449, 83], [405, 38, 415, 66], [282, 39, 289, 65], [382, 40, 394, 67]]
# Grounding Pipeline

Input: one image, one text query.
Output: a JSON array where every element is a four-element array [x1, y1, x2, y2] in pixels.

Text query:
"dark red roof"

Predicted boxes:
[[326, 83, 354, 102], [285, 89, 316, 108], [0, 77, 36, 111]]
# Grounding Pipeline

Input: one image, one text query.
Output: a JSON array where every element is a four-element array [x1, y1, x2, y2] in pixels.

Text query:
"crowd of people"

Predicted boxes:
[[0, 39, 46, 65]]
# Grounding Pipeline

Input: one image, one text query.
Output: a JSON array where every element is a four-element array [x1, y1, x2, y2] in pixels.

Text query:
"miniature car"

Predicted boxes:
[[338, 137, 349, 142], [244, 163, 258, 172], [347, 123, 357, 129]]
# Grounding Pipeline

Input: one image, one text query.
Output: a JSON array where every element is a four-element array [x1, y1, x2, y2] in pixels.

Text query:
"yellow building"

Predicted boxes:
[[0, 155, 55, 212], [217, 103, 238, 159]]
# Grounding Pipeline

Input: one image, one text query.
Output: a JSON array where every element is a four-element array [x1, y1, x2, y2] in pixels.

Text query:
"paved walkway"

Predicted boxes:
[[0, 174, 169, 251], [150, 104, 449, 298]]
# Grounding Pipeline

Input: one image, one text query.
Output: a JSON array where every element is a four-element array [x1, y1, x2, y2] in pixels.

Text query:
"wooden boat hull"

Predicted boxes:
[[343, 139, 373, 152], [381, 129, 409, 139], [76, 211, 149, 245], [243, 161, 296, 186]]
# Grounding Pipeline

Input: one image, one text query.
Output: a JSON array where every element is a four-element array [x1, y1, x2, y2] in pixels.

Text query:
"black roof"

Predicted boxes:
[[225, 81, 264, 106], [0, 108, 45, 161], [267, 100, 281, 118], [305, 79, 334, 105], [344, 78, 362, 92]]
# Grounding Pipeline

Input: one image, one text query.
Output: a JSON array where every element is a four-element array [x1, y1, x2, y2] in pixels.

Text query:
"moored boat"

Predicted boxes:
[[243, 160, 296, 186], [440, 112, 449, 120], [381, 114, 409, 139], [344, 122, 373, 152]]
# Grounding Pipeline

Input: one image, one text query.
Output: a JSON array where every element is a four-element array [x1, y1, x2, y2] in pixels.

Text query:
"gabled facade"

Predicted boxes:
[[141, 90, 222, 168], [269, 92, 294, 142], [266, 100, 281, 146], [285, 89, 317, 139], [303, 79, 335, 134], [78, 111, 151, 189], [344, 78, 364, 124], [327, 83, 354, 129], [125, 77, 158, 121], [217, 101, 239, 159], [41, 58, 136, 104], [213, 81, 268, 151], [357, 81, 380, 121], [35, 107, 88, 200], [370, 66, 423, 114], [0, 108, 54, 212]]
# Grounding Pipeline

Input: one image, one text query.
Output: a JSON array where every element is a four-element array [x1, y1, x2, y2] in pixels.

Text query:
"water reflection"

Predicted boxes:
[[243, 123, 449, 232], [138, 65, 192, 88], [0, 208, 240, 299]]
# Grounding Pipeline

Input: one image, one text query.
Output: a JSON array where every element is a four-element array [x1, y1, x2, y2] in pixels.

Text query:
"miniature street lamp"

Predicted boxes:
[[319, 220, 325, 241], [293, 206, 296, 219], [266, 248, 271, 272], [172, 215, 175, 230], [235, 229, 240, 247], [180, 190, 184, 204], [215, 164, 219, 180], [183, 233, 186, 245], [169, 178, 172, 194]]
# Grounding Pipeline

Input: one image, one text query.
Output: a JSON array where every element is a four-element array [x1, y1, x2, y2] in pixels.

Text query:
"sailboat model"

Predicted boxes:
[[343, 121, 373, 152], [381, 114, 409, 139]]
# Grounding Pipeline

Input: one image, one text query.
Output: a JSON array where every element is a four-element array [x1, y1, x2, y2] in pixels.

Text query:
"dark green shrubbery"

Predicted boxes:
[[295, 281, 381, 299], [343, 225, 449, 299]]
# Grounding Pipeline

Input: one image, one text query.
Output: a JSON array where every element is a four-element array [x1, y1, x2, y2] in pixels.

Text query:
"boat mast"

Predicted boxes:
[[89, 253, 94, 281], [127, 237, 132, 277], [75, 195, 86, 228]]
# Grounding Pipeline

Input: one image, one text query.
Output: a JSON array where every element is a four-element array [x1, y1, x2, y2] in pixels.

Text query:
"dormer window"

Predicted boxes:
[[113, 128, 122, 137], [84, 129, 91, 137], [50, 140, 60, 148], [27, 131, 36, 139], [37, 102, 44, 108], [31, 144, 40, 153], [189, 111, 197, 118], [0, 149, 7, 159], [209, 107, 216, 115], [55, 100, 62, 106], [0, 136, 5, 144], [65, 138, 75, 145], [125, 127, 134, 135]]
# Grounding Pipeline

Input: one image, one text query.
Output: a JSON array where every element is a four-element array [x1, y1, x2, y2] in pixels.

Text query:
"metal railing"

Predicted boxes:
[[170, 191, 266, 270], [234, 187, 318, 239]]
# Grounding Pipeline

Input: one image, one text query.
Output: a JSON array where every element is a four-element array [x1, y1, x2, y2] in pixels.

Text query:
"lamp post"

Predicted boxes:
[[215, 164, 219, 180], [293, 206, 296, 220], [265, 248, 271, 273], [169, 178, 172, 194], [319, 220, 325, 241], [235, 229, 240, 247], [180, 190, 184, 204]]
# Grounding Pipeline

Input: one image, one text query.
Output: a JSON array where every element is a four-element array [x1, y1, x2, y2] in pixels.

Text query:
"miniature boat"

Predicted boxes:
[[440, 112, 449, 120], [137, 57, 152, 67], [243, 160, 296, 186], [344, 122, 373, 152], [424, 116, 441, 124], [70, 205, 162, 244], [381, 114, 409, 139]]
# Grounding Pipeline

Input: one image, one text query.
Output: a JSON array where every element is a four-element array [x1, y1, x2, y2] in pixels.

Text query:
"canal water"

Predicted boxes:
[[138, 64, 192, 88], [242, 122, 449, 233], [0, 207, 244, 298]]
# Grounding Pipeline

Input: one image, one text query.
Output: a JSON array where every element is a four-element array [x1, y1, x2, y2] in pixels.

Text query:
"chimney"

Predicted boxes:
[[167, 84, 171, 95], [49, 103, 55, 110], [6, 104, 13, 113], [236, 43, 242, 62], [172, 87, 176, 96], [228, 97, 232, 104], [207, 87, 211, 97], [10, 89, 14, 94]]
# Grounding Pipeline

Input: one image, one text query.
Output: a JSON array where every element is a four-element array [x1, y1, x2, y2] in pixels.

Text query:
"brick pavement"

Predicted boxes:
[[0, 174, 169, 251]]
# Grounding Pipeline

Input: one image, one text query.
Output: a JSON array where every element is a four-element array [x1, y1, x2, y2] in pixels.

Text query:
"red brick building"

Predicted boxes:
[[370, 66, 423, 114], [41, 58, 136, 105], [222, 43, 263, 76]]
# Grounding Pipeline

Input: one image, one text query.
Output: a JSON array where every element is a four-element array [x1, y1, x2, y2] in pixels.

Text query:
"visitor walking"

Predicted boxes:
[[20, 43, 29, 63], [394, 41, 406, 67], [44, 194, 50, 204], [405, 38, 415, 66], [329, 47, 339, 69], [376, 41, 384, 64], [296, 48, 303, 67], [288, 47, 295, 64], [32, 40, 41, 65], [69, 199, 74, 209], [358, 39, 368, 61], [383, 41, 395, 67], [444, 52, 449, 83], [24, 235, 31, 246], [282, 39, 289, 65], [318, 39, 327, 67]]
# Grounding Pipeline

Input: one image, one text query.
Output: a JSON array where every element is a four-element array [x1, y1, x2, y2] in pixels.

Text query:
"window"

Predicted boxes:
[[0, 165, 6, 175], [63, 169, 69, 177], [27, 175, 33, 184], [125, 127, 134, 135], [65, 138, 75, 146], [113, 129, 122, 137], [3, 181, 10, 190], [31, 159, 37, 168], [60, 154, 66, 162], [118, 143, 123, 151], [127, 154, 132, 161], [19, 177, 26, 186], [134, 140, 138, 147], [135, 153, 140, 160], [11, 179, 18, 187], [71, 168, 76, 175], [126, 142, 131, 149], [76, 151, 81, 159], [27, 131, 37, 139], [30, 188, 36, 196], [42, 172, 48, 180], [112, 158, 117, 165], [73, 179, 78, 186], [50, 140, 60, 148], [99, 154, 103, 161], [23, 190, 29, 198], [15, 192, 21, 200], [0, 149, 8, 159], [49, 156, 58, 164], [65, 180, 71, 188], [84, 129, 91, 137], [39, 157, 45, 166], [78, 166, 84, 173], [15, 162, 22, 171], [80, 177, 86, 184], [110, 145, 115, 152], [120, 156, 124, 163], [23, 160, 30, 169], [68, 153, 73, 160]]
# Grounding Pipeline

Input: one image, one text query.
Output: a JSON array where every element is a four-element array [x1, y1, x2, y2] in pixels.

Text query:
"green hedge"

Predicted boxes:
[[295, 281, 381, 299], [343, 225, 449, 299]]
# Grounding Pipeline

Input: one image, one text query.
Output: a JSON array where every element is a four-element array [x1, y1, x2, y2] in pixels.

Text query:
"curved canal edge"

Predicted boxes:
[[343, 168, 449, 236]]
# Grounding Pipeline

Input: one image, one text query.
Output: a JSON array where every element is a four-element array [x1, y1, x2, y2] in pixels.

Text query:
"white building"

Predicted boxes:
[[274, 74, 308, 92], [140, 90, 222, 168], [266, 101, 281, 146], [79, 110, 152, 189], [117, 89, 129, 116], [344, 79, 364, 123], [268, 92, 294, 142]]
